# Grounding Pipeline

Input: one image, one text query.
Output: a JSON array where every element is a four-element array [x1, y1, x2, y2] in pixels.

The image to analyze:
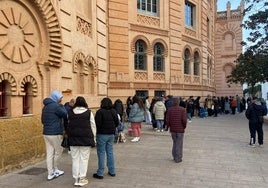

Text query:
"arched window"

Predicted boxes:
[[0, 81, 9, 117], [207, 57, 212, 79], [194, 51, 199, 76], [77, 61, 84, 93], [134, 40, 147, 70], [153, 43, 164, 72], [184, 49, 190, 74], [23, 82, 33, 114]]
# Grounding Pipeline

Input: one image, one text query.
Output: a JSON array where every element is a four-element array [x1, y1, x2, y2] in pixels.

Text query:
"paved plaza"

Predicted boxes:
[[0, 112, 268, 188]]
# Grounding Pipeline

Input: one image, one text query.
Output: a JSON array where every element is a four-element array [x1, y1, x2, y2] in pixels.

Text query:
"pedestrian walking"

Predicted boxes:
[[67, 96, 96, 186], [93, 97, 119, 179], [245, 96, 267, 147], [165, 97, 187, 163], [41, 90, 67, 180]]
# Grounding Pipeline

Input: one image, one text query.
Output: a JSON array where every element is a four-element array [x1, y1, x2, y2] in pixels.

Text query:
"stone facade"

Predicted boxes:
[[108, 0, 217, 101], [0, 0, 107, 174], [0, 0, 243, 174], [215, 1, 244, 97]]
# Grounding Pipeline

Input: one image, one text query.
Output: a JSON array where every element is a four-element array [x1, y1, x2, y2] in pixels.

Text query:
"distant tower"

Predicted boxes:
[[215, 0, 244, 97]]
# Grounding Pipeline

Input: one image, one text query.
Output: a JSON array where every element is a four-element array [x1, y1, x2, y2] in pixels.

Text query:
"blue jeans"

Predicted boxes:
[[187, 113, 192, 121], [156, 120, 164, 130], [96, 134, 115, 176]]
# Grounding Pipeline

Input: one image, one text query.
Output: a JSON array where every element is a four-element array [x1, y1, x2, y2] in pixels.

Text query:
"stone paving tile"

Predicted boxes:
[[0, 112, 268, 188]]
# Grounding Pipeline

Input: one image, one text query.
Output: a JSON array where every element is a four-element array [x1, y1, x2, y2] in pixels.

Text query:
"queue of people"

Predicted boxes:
[[42, 91, 267, 186], [42, 91, 120, 186]]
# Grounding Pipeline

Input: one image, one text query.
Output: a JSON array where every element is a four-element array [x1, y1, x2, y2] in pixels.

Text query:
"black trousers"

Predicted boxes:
[[249, 122, 263, 145]]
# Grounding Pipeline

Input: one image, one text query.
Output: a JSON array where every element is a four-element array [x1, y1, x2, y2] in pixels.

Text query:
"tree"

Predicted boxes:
[[227, 0, 268, 94], [242, 0, 268, 53], [243, 84, 261, 96], [226, 50, 267, 95]]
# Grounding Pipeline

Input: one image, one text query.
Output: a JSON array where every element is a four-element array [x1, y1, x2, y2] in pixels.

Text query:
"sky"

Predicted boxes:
[[217, 0, 242, 12]]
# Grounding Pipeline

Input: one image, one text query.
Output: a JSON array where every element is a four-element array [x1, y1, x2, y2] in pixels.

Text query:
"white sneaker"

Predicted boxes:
[[131, 137, 138, 142], [136, 137, 140, 141], [156, 129, 160, 132], [54, 169, 64, 177], [79, 178, 88, 186], [47, 173, 56, 180], [74, 178, 80, 186]]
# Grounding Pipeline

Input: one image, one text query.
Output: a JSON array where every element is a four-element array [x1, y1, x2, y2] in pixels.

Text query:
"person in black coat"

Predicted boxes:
[[67, 96, 96, 186], [245, 97, 267, 147], [93, 97, 119, 179], [126, 96, 132, 120], [113, 99, 124, 121]]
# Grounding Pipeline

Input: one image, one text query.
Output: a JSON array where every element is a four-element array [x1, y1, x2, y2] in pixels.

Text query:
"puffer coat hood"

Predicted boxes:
[[49, 90, 63, 103]]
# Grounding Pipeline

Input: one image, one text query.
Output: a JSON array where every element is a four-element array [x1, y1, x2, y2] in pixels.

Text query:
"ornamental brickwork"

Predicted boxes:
[[0, 0, 243, 174]]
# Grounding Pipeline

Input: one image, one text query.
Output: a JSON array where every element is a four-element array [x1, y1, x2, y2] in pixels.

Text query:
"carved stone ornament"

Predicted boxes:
[[0, 7, 36, 64]]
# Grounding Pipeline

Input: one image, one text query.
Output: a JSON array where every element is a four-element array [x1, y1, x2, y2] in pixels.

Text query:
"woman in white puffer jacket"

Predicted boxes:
[[153, 97, 166, 132]]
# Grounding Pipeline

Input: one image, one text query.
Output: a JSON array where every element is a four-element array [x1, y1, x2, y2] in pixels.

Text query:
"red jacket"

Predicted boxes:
[[166, 105, 187, 133]]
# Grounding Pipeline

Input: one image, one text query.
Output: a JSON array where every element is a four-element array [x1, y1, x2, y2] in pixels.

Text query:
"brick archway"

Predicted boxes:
[[33, 0, 63, 67]]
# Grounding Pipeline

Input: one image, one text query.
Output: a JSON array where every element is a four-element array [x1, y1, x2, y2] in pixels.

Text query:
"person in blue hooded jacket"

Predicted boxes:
[[41, 90, 67, 180]]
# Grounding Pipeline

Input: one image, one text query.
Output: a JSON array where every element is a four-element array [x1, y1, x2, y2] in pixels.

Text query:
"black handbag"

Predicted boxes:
[[61, 135, 69, 148]]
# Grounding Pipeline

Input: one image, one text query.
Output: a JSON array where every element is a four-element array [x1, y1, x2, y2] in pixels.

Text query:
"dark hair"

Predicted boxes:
[[132, 95, 145, 110], [73, 96, 88, 108], [114, 99, 122, 104], [101, 97, 113, 109], [252, 96, 258, 100], [172, 97, 180, 106]]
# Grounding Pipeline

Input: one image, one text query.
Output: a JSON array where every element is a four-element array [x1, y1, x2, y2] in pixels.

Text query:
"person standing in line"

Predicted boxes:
[[230, 96, 237, 115], [128, 95, 145, 142], [212, 96, 219, 117], [194, 96, 201, 116], [41, 90, 67, 180], [126, 96, 132, 120], [236, 95, 241, 113], [186, 98, 194, 122], [64, 99, 75, 154], [149, 96, 158, 130], [67, 96, 96, 186], [165, 97, 187, 163], [245, 96, 267, 147], [93, 97, 119, 179], [204, 94, 214, 116], [145, 96, 152, 124], [153, 97, 166, 132], [113, 99, 124, 121], [164, 95, 173, 129]]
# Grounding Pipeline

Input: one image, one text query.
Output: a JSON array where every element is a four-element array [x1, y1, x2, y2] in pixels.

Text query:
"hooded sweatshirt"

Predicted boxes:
[[246, 100, 267, 124], [41, 91, 67, 135]]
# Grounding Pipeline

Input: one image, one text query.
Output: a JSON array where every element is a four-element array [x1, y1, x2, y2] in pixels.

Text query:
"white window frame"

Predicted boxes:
[[137, 0, 159, 16]]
